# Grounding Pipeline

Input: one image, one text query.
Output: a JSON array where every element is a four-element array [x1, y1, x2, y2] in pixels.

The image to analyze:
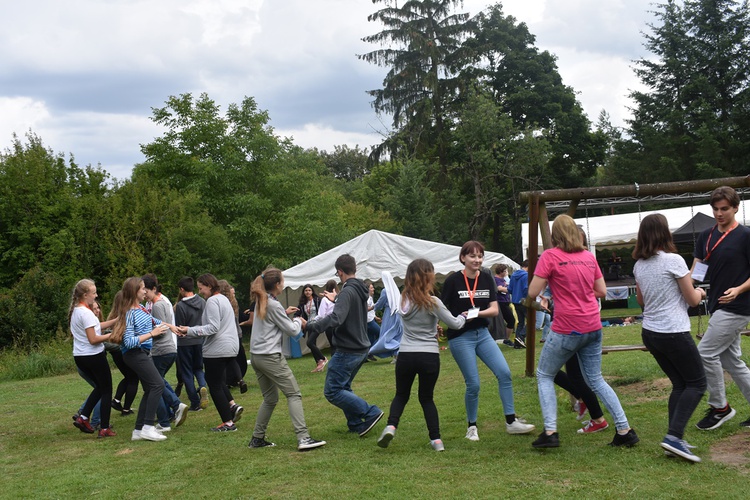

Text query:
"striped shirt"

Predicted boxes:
[[122, 307, 161, 353]]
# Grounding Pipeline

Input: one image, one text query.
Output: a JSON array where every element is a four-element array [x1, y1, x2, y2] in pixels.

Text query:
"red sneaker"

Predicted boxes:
[[74, 415, 95, 434], [98, 427, 117, 438], [577, 419, 609, 434]]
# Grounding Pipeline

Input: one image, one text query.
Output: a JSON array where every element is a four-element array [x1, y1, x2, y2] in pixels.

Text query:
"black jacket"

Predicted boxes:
[[306, 278, 369, 353]]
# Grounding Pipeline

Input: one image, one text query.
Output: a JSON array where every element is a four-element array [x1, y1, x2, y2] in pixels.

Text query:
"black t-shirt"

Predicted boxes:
[[694, 224, 750, 314], [440, 269, 498, 339]]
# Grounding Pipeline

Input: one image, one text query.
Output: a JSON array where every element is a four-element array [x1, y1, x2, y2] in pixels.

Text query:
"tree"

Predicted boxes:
[[617, 0, 750, 182], [320, 144, 370, 181], [360, 0, 473, 167], [463, 5, 604, 189]]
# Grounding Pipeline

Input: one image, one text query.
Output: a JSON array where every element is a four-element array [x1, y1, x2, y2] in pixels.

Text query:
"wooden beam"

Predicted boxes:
[[526, 194, 540, 377]]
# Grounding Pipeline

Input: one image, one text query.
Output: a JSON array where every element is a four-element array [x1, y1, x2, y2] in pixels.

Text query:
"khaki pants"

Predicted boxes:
[[250, 352, 309, 441]]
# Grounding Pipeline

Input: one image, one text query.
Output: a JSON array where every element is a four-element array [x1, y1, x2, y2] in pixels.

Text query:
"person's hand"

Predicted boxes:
[[299, 317, 307, 330], [375, 316, 382, 324], [150, 323, 169, 337], [719, 287, 740, 304], [286, 306, 299, 315], [175, 326, 189, 337]]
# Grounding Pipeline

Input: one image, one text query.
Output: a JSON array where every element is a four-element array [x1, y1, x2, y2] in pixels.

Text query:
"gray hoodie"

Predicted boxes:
[[186, 294, 239, 358], [175, 294, 205, 347], [398, 296, 466, 354], [306, 277, 370, 354]]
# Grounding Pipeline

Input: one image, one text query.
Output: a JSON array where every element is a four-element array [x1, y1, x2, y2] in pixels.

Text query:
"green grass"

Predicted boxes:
[[1, 322, 749, 499]]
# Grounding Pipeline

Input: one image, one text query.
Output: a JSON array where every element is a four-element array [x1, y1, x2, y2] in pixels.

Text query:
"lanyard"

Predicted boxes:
[[137, 305, 156, 327], [462, 270, 479, 308], [705, 222, 738, 262]]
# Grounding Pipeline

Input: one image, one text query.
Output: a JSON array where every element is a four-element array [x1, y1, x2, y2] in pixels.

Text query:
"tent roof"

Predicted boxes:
[[282, 230, 518, 292], [522, 204, 724, 255], [672, 212, 716, 244]]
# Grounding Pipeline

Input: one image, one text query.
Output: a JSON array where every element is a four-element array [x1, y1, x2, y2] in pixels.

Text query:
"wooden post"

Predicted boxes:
[[526, 194, 540, 377]]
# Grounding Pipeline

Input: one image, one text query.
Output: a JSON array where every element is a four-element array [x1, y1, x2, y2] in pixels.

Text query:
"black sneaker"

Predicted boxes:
[[297, 437, 326, 451], [211, 423, 237, 432], [532, 431, 560, 448], [696, 405, 736, 430], [513, 339, 526, 349], [239, 380, 248, 394], [175, 382, 183, 397], [111, 399, 124, 412], [515, 337, 527, 348], [740, 416, 750, 427], [359, 411, 385, 437], [609, 429, 639, 447], [249, 436, 276, 448], [230, 404, 244, 423]]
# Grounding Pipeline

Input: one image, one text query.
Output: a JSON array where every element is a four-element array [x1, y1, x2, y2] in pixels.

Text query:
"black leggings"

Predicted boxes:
[[226, 337, 247, 386], [204, 357, 235, 422], [553, 353, 604, 420], [75, 352, 112, 429], [123, 349, 163, 430], [387, 351, 441, 440], [111, 349, 139, 409]]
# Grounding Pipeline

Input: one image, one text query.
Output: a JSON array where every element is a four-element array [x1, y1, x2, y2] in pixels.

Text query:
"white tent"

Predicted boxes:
[[522, 204, 722, 257], [282, 229, 518, 299]]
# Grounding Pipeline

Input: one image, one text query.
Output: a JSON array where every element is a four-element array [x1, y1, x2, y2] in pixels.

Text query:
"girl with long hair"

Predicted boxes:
[[529, 214, 638, 449], [69, 279, 118, 438], [107, 291, 140, 416], [377, 259, 466, 451], [633, 213, 706, 462], [177, 273, 241, 432], [247, 268, 326, 450], [295, 284, 326, 372], [441, 241, 535, 441], [219, 280, 249, 394], [111, 277, 178, 442]]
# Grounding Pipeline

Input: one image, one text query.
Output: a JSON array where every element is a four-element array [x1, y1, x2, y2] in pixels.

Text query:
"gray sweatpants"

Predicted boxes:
[[250, 352, 309, 441], [698, 309, 750, 408]]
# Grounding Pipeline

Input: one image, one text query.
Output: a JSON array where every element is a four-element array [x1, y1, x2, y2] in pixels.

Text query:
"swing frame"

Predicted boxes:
[[517, 175, 750, 377]]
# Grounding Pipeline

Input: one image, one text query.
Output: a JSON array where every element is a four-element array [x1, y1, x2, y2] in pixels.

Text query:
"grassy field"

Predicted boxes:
[[1, 320, 749, 499]]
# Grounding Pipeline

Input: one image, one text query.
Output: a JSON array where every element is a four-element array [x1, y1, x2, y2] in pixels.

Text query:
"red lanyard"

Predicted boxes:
[[462, 271, 479, 308], [138, 305, 156, 327], [705, 222, 738, 261]]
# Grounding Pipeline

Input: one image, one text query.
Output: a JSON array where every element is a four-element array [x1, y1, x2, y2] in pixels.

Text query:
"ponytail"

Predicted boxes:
[[250, 268, 283, 320]]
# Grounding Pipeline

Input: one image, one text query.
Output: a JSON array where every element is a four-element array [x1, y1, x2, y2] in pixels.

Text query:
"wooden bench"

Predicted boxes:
[[601, 344, 648, 354]]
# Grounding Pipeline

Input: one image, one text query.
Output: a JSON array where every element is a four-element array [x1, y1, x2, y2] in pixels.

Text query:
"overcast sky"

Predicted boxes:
[[0, 0, 655, 180]]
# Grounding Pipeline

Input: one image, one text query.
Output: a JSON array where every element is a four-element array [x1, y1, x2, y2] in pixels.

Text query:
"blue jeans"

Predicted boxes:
[[366, 320, 381, 348], [536, 311, 551, 342], [324, 351, 382, 432], [152, 353, 182, 426], [537, 329, 630, 432], [448, 327, 515, 422], [177, 344, 207, 409], [514, 303, 527, 340]]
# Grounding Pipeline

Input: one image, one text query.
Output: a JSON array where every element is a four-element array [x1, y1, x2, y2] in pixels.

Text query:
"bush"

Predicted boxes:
[[0, 334, 74, 381]]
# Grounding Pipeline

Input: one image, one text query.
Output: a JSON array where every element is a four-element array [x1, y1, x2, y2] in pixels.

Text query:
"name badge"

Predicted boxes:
[[692, 262, 708, 282], [467, 307, 480, 320]]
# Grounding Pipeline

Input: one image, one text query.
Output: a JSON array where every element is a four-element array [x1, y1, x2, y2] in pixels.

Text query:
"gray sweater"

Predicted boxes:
[[250, 295, 303, 355], [398, 296, 466, 354], [150, 296, 176, 357], [186, 294, 239, 358]]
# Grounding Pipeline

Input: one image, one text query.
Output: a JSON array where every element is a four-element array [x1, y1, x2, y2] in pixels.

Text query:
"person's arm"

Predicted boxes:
[[432, 298, 467, 329], [478, 300, 498, 318], [268, 302, 304, 337], [308, 290, 351, 334], [528, 276, 548, 300], [184, 299, 220, 337], [593, 277, 607, 299], [677, 275, 706, 307], [635, 283, 644, 308], [85, 326, 110, 345]]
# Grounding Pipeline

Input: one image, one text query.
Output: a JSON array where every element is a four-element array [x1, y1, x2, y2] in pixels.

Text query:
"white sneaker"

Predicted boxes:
[[506, 418, 535, 435], [155, 424, 171, 433], [377, 425, 396, 448], [174, 403, 189, 427], [430, 439, 445, 451], [465, 425, 479, 441], [140, 426, 167, 441], [131, 429, 142, 441]]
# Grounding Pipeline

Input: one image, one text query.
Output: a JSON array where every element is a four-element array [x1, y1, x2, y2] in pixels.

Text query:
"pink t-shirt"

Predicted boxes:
[[534, 247, 603, 334]]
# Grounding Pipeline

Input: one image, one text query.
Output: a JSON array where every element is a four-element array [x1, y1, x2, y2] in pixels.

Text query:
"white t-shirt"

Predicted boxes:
[[367, 296, 376, 322], [70, 306, 104, 356], [634, 251, 691, 333]]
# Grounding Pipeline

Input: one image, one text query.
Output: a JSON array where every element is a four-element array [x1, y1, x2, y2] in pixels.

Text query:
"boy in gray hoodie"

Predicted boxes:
[[306, 254, 384, 436]]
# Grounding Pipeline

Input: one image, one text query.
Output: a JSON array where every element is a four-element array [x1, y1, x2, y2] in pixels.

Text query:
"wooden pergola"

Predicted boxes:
[[517, 175, 750, 377]]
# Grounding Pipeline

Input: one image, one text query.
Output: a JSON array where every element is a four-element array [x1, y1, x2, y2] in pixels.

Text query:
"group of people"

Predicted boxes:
[[69, 186, 750, 461]]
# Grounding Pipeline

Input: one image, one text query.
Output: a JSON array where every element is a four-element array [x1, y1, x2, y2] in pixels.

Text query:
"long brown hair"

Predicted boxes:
[[402, 259, 436, 311], [250, 268, 283, 320], [551, 215, 585, 253], [218, 279, 239, 317], [68, 279, 95, 332], [110, 277, 143, 344], [632, 213, 677, 260]]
